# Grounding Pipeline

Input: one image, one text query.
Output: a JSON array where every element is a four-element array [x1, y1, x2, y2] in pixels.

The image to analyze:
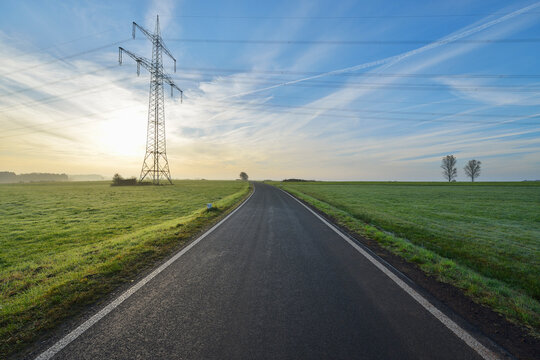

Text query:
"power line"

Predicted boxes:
[[0, 76, 135, 113], [0, 104, 141, 138], [194, 74, 540, 89], [206, 4, 540, 100], [9, 27, 122, 60], [245, 94, 509, 107], [4, 65, 540, 113], [0, 39, 132, 77], [4, 95, 539, 141], [216, 100, 540, 120], [161, 11, 540, 20], [169, 75, 540, 93], [3, 72, 539, 114], [5, 96, 536, 136], [164, 37, 540, 45], [0, 64, 120, 98], [179, 67, 540, 79], [217, 101, 540, 119], [3, 101, 536, 142], [202, 103, 540, 126], [5, 66, 540, 101]]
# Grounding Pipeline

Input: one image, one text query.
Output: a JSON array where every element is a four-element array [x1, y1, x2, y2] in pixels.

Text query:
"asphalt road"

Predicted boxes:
[[42, 182, 496, 359]]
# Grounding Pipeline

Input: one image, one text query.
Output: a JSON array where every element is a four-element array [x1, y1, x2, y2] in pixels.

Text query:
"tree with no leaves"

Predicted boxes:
[[464, 160, 481, 182], [441, 155, 457, 182], [239, 172, 249, 181]]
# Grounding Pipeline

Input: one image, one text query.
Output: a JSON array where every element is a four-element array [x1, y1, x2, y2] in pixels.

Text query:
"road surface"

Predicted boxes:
[[37, 182, 501, 360]]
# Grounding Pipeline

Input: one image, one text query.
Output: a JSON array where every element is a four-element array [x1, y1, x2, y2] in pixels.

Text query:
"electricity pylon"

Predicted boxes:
[[118, 15, 182, 185]]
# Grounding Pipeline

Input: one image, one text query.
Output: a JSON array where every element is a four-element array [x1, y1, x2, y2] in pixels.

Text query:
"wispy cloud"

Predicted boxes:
[[145, 0, 177, 31], [438, 77, 540, 106], [219, 2, 540, 100], [1, 2, 539, 180]]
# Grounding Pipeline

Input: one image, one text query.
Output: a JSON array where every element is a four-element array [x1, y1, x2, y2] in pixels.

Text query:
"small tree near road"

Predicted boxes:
[[441, 155, 457, 182], [464, 160, 481, 182], [239, 172, 249, 181]]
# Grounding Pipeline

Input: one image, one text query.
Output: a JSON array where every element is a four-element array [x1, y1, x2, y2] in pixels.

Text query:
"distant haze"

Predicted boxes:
[[68, 175, 105, 181], [0, 172, 104, 183]]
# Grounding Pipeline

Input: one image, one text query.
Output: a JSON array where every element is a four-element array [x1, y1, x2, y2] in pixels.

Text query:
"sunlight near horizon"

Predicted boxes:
[[97, 111, 147, 158]]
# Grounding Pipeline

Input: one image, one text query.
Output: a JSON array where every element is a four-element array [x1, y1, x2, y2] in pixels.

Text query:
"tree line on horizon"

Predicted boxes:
[[0, 163, 486, 185], [0, 172, 104, 183], [0, 171, 68, 184], [441, 155, 481, 182]]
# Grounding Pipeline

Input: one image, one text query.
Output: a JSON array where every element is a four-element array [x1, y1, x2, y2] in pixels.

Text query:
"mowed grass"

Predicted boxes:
[[274, 181, 540, 333], [0, 180, 250, 357]]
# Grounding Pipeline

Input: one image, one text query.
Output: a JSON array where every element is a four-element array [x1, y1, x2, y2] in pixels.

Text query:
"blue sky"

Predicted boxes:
[[0, 0, 539, 180]]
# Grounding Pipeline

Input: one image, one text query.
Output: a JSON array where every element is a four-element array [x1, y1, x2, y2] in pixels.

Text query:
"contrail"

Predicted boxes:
[[219, 2, 540, 100]]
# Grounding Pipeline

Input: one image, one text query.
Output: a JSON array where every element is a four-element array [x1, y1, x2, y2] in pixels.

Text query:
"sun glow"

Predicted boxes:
[[98, 109, 147, 157]]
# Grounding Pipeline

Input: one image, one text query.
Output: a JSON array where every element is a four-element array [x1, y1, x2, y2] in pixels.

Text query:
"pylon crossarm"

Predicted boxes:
[[118, 47, 153, 74], [132, 22, 154, 42], [160, 42, 177, 72], [162, 73, 182, 98]]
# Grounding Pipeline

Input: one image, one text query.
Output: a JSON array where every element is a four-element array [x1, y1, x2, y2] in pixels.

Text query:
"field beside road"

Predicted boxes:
[[0, 180, 250, 358], [273, 181, 540, 334]]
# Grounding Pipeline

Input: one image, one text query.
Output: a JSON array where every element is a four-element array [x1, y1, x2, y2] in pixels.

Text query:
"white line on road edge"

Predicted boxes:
[[282, 190, 500, 360], [34, 187, 256, 360]]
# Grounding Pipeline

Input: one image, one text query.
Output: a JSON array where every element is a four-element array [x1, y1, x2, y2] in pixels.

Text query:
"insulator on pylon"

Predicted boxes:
[[137, 61, 140, 76], [118, 48, 122, 65]]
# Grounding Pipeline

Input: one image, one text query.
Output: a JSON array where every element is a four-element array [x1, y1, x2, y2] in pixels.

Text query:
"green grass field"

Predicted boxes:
[[0, 180, 250, 358], [274, 181, 540, 334]]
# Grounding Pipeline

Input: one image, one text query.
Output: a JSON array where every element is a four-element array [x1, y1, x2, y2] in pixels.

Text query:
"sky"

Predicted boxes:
[[0, 0, 539, 181]]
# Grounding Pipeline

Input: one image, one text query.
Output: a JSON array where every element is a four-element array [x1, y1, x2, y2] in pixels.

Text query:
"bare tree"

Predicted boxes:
[[464, 160, 481, 182], [239, 172, 249, 181], [441, 155, 457, 182]]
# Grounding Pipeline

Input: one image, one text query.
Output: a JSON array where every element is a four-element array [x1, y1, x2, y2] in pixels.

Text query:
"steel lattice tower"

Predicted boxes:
[[118, 15, 182, 185]]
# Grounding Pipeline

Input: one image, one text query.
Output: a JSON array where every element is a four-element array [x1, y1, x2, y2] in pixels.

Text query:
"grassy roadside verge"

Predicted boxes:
[[273, 183, 539, 338], [1, 182, 251, 359]]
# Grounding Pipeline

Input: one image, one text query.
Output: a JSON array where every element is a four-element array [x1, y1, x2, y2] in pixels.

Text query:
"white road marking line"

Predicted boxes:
[[34, 187, 255, 360], [281, 189, 500, 360]]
